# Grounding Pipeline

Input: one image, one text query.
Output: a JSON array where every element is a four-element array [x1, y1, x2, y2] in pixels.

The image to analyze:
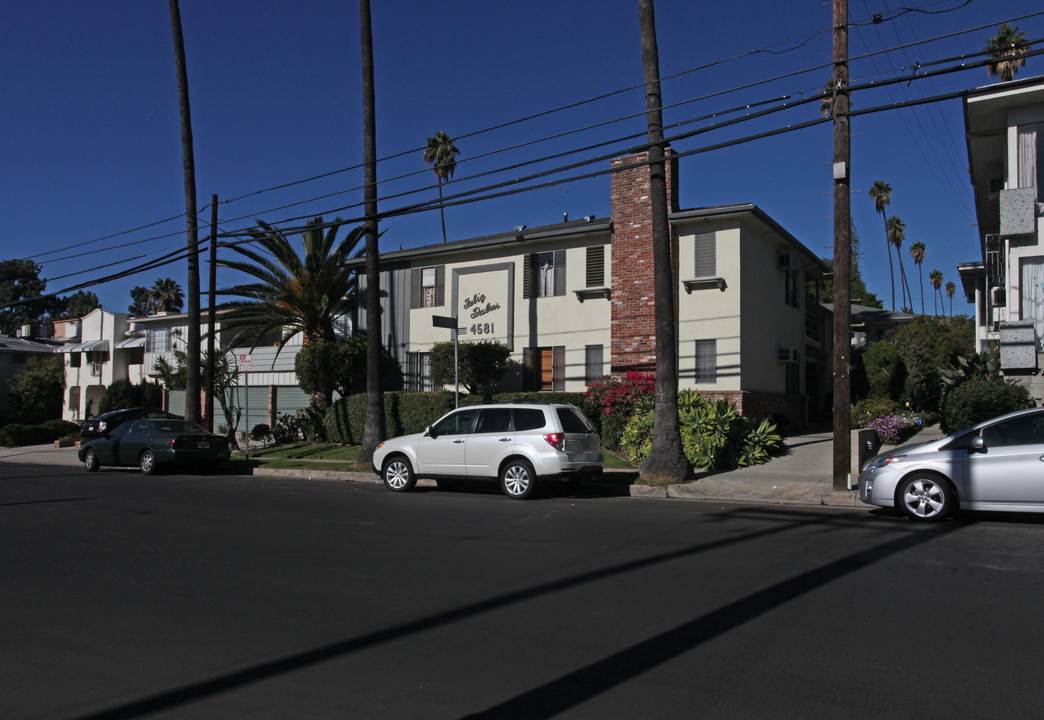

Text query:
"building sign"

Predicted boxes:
[[455, 265, 513, 348]]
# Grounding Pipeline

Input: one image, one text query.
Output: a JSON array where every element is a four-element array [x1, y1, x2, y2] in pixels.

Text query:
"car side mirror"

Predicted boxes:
[[425, 426, 438, 439], [970, 435, 985, 453]]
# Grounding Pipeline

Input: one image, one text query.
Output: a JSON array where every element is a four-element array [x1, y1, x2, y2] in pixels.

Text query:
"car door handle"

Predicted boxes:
[[499, 437, 511, 442], [453, 439, 465, 444]]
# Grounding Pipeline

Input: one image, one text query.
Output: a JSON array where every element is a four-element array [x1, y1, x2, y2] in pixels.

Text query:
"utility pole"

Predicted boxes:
[[205, 194, 218, 432], [832, 0, 852, 490]]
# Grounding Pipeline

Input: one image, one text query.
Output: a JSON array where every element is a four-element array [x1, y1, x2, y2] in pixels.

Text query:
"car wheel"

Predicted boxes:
[[382, 456, 416, 492], [140, 449, 157, 476], [500, 459, 536, 499], [897, 474, 953, 521], [83, 448, 99, 473]]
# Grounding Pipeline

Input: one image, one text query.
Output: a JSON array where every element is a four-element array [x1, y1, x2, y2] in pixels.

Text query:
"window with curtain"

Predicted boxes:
[[1018, 124, 1043, 201], [694, 339, 717, 384], [1021, 257, 1044, 349]]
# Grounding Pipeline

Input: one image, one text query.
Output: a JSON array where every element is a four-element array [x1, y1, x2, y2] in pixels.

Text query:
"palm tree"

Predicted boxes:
[[886, 216, 912, 311], [946, 281, 957, 316], [929, 269, 944, 315], [150, 278, 184, 313], [217, 217, 364, 412], [423, 131, 460, 243], [909, 241, 926, 315], [868, 180, 896, 309], [986, 24, 1031, 82]]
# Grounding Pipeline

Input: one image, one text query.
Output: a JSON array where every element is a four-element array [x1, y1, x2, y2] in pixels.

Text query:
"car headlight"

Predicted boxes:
[[867, 454, 905, 470]]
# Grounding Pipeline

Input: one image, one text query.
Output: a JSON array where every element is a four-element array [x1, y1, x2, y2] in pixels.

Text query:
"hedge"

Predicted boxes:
[[0, 419, 81, 447]]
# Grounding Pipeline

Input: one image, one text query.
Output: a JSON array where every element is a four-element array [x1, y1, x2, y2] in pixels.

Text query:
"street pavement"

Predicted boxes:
[[0, 424, 948, 508]]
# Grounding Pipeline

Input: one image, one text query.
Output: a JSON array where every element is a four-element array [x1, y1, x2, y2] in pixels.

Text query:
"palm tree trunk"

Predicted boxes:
[[636, 0, 691, 484], [168, 0, 201, 423], [918, 266, 925, 315], [883, 215, 895, 310], [357, 0, 384, 464], [438, 178, 447, 243]]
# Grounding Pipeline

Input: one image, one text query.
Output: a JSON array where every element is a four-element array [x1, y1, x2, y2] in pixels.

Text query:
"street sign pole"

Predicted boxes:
[[432, 315, 459, 408]]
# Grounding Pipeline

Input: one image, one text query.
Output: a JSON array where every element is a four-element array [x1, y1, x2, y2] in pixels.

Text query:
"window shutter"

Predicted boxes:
[[435, 265, 445, 307], [523, 255, 535, 299], [410, 268, 422, 309], [553, 346, 566, 391], [693, 233, 716, 277], [553, 250, 566, 296], [586, 246, 605, 287]]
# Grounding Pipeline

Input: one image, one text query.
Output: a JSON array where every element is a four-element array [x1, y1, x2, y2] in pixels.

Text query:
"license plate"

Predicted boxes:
[[197, 440, 209, 449]]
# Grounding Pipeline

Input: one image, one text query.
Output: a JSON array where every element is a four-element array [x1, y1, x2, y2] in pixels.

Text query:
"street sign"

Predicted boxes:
[[432, 315, 457, 329]]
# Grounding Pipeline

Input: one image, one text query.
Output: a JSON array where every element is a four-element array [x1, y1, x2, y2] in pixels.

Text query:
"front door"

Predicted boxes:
[[415, 409, 478, 476]]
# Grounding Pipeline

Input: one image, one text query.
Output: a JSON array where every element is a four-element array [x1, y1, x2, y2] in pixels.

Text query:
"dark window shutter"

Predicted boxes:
[[553, 250, 566, 296], [523, 255, 535, 299], [586, 246, 604, 287], [435, 265, 445, 307], [693, 233, 715, 277], [553, 346, 566, 391], [410, 268, 422, 309]]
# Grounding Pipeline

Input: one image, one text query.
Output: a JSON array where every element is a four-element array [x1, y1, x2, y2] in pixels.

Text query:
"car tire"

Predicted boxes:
[[83, 448, 99, 473], [500, 459, 537, 500], [897, 474, 953, 521], [140, 449, 158, 476], [382, 456, 416, 492]]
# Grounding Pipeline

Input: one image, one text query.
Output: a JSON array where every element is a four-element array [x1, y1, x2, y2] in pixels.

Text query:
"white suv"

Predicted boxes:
[[372, 402, 603, 499]]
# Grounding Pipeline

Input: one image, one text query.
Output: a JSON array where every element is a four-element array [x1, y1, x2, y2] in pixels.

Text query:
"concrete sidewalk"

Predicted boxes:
[[0, 424, 948, 508]]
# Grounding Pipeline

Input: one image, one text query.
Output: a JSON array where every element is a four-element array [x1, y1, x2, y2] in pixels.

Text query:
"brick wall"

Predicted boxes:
[[609, 149, 678, 374]]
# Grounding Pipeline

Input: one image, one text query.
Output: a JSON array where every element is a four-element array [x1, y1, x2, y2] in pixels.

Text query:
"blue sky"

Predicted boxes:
[[2, 0, 1042, 317]]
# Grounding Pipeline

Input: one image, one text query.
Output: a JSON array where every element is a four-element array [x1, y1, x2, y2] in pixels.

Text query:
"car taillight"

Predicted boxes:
[[544, 433, 565, 451]]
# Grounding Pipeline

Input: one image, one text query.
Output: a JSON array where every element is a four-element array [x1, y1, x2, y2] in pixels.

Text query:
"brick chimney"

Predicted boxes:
[[609, 149, 678, 374]]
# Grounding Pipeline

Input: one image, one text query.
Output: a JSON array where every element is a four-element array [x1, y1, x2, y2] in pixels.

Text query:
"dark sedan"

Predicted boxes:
[[79, 419, 231, 474], [80, 407, 180, 441]]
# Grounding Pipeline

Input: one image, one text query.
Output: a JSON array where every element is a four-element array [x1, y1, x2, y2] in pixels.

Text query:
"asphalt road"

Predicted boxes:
[[3, 462, 1044, 719]]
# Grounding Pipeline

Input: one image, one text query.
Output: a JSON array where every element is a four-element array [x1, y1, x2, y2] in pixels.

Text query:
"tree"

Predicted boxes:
[[7, 354, 63, 423], [150, 278, 184, 313], [909, 240, 926, 314], [129, 286, 152, 316], [986, 24, 1031, 82], [168, 0, 202, 423], [886, 215, 912, 311], [808, 225, 882, 308], [868, 181, 896, 310], [423, 131, 460, 243], [946, 281, 957, 316], [153, 344, 242, 449], [637, 0, 691, 483], [217, 217, 363, 412], [429, 340, 510, 396], [59, 290, 100, 319], [929, 269, 944, 315], [0, 259, 62, 335]]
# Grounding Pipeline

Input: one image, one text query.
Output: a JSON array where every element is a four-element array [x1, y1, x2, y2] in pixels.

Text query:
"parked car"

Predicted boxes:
[[78, 418, 231, 474], [373, 402, 603, 499], [80, 407, 180, 440], [859, 407, 1044, 521]]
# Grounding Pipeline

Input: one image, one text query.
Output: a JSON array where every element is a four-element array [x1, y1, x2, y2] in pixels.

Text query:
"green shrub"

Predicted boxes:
[[250, 424, 271, 443], [850, 397, 904, 429], [271, 413, 304, 445], [323, 391, 456, 444], [941, 378, 1035, 434], [98, 378, 164, 414], [41, 419, 82, 439], [862, 340, 902, 400], [0, 422, 69, 447]]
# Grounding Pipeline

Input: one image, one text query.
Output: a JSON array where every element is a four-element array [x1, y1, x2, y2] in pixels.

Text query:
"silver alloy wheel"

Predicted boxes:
[[84, 448, 99, 472], [501, 462, 534, 499], [901, 476, 948, 519], [140, 450, 156, 475], [383, 457, 415, 492]]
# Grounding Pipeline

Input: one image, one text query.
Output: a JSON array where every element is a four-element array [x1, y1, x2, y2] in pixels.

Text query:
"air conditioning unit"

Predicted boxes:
[[777, 347, 799, 364], [990, 285, 1006, 308], [778, 253, 798, 271]]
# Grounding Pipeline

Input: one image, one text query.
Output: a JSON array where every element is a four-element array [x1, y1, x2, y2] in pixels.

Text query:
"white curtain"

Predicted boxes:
[[1018, 125, 1038, 191], [1021, 258, 1044, 349]]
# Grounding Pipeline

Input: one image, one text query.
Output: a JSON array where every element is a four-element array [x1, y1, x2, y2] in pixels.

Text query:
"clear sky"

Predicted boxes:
[[2, 0, 1042, 317]]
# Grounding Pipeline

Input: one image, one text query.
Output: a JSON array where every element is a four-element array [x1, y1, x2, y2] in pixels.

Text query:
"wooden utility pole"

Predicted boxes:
[[168, 0, 201, 423], [832, 0, 852, 490], [205, 194, 218, 432]]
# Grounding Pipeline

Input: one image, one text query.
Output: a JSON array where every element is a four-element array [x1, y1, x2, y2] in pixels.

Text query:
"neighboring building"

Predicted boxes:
[[353, 151, 830, 429], [57, 308, 139, 422], [0, 334, 60, 417], [959, 76, 1044, 403]]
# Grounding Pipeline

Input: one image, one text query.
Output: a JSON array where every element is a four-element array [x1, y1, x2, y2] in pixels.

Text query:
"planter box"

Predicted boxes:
[[54, 439, 76, 448]]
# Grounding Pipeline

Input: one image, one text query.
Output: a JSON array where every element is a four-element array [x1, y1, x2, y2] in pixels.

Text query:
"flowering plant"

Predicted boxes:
[[867, 413, 919, 445], [582, 371, 655, 417]]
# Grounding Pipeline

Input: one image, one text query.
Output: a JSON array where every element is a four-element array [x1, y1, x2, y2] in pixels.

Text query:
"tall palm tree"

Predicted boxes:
[[423, 131, 460, 243], [150, 278, 184, 313], [868, 180, 896, 309], [986, 24, 1031, 82], [929, 269, 944, 315], [945, 281, 957, 316], [909, 240, 926, 315], [886, 216, 912, 311], [168, 0, 201, 423], [217, 217, 364, 412]]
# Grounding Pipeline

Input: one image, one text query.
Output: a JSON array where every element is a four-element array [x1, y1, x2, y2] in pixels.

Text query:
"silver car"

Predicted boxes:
[[372, 402, 603, 499], [859, 407, 1044, 521]]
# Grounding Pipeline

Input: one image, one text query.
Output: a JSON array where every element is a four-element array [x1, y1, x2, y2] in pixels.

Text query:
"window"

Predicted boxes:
[[693, 233, 716, 277], [784, 267, 801, 308], [586, 246, 605, 287], [514, 408, 546, 431], [148, 327, 170, 353], [524, 346, 565, 391], [584, 345, 603, 385], [475, 408, 512, 434], [405, 352, 434, 391], [694, 340, 716, 384], [69, 353, 81, 368], [982, 413, 1044, 447], [523, 251, 566, 298], [1021, 258, 1044, 349], [411, 266, 445, 308], [431, 409, 478, 436], [1018, 123, 1043, 200]]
